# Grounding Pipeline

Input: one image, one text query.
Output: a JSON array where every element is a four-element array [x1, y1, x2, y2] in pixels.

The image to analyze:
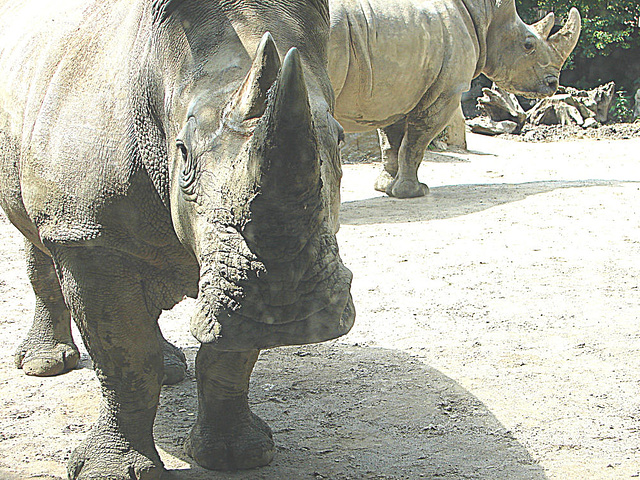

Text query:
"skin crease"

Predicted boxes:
[[0, 0, 354, 478], [327, 0, 581, 198]]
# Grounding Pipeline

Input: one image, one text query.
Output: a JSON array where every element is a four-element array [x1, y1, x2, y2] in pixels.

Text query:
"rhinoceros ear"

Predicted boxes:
[[226, 32, 281, 124], [548, 8, 581, 60], [494, 0, 516, 21], [532, 12, 555, 39]]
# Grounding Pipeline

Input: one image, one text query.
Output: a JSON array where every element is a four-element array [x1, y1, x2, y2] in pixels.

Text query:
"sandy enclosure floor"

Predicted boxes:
[[0, 133, 639, 479]]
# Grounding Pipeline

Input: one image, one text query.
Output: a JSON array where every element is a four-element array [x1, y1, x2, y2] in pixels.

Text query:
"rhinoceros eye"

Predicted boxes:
[[524, 37, 536, 53]]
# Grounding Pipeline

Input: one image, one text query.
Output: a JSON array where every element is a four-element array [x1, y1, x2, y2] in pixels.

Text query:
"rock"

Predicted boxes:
[[467, 116, 518, 135], [582, 117, 598, 129], [524, 82, 615, 129], [634, 88, 640, 120], [559, 82, 615, 123], [588, 82, 616, 123], [527, 95, 588, 126], [470, 81, 617, 134], [477, 84, 527, 132], [461, 75, 492, 118], [439, 105, 467, 149]]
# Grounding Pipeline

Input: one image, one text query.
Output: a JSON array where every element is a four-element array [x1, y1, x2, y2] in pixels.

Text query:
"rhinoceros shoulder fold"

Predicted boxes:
[[0, 1, 173, 244]]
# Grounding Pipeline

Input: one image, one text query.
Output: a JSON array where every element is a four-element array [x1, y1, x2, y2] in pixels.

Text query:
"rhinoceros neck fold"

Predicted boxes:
[[128, 72, 171, 208], [458, 0, 494, 78]]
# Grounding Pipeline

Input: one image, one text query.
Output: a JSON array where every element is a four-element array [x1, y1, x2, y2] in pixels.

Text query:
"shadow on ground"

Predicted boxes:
[[340, 180, 625, 226], [154, 343, 547, 480], [422, 150, 475, 163]]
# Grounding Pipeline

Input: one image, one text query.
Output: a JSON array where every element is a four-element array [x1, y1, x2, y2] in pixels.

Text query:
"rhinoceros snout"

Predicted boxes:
[[544, 75, 559, 93], [188, 226, 355, 349]]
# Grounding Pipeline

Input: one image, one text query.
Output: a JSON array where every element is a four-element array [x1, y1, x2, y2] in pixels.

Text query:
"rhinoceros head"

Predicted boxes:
[[169, 33, 354, 350], [484, 1, 581, 98]]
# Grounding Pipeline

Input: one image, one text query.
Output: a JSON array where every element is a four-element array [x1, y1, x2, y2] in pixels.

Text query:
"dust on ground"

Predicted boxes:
[[1, 132, 639, 479], [503, 121, 640, 143]]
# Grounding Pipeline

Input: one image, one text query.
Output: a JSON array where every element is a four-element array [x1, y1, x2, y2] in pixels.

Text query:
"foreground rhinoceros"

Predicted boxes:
[[0, 0, 354, 477], [328, 0, 581, 197]]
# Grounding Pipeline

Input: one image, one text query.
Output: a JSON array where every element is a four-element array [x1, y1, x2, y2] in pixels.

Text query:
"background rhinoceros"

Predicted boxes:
[[0, 0, 354, 478], [328, 0, 581, 197]]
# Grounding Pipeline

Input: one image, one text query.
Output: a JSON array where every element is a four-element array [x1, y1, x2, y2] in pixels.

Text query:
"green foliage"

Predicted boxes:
[[609, 90, 634, 123], [518, 0, 640, 59]]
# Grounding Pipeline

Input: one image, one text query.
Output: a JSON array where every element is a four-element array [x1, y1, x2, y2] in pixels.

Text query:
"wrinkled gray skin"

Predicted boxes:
[[328, 0, 581, 197], [0, 0, 355, 477]]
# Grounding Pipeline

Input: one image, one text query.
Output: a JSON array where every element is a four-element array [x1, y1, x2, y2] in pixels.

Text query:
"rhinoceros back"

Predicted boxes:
[[0, 0, 88, 132], [328, 0, 448, 132]]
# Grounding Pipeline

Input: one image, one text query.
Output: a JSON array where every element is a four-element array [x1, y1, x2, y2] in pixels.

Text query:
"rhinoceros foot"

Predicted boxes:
[[160, 337, 187, 385], [67, 423, 163, 480], [184, 409, 274, 470], [15, 340, 79, 377], [373, 170, 395, 192], [386, 178, 429, 198]]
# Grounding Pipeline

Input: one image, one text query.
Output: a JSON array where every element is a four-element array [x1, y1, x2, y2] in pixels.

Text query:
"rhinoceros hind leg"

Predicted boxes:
[[157, 326, 187, 385], [374, 124, 404, 192], [386, 178, 429, 198], [373, 170, 395, 192], [385, 119, 433, 198], [185, 347, 275, 470], [15, 241, 79, 376]]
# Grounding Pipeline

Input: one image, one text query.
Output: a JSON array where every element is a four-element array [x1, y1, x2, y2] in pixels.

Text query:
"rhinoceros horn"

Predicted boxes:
[[226, 32, 281, 124], [244, 46, 322, 260], [548, 8, 581, 61], [532, 12, 555, 39], [254, 47, 320, 198]]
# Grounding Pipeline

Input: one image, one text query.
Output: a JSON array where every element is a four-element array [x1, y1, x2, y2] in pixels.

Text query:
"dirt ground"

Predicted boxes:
[[1, 131, 639, 479], [504, 122, 640, 143]]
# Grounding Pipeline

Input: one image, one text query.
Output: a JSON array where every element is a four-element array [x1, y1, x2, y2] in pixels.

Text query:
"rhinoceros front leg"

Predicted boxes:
[[384, 120, 432, 198], [385, 98, 461, 198], [52, 247, 164, 480], [184, 346, 275, 470], [374, 122, 404, 193], [14, 240, 79, 376]]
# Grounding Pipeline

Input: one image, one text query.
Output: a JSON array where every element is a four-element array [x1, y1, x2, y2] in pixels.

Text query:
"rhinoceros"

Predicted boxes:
[[328, 0, 581, 197], [0, 0, 354, 477]]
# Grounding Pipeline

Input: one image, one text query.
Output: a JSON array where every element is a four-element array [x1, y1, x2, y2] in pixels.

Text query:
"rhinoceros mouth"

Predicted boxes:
[[190, 277, 355, 350], [503, 74, 560, 100], [189, 232, 355, 349], [499, 84, 555, 100]]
